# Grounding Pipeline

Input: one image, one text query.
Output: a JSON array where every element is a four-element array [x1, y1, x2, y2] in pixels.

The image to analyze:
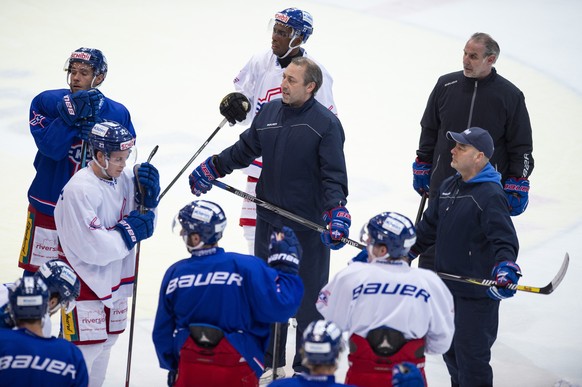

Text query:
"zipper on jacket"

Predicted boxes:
[[466, 80, 478, 128]]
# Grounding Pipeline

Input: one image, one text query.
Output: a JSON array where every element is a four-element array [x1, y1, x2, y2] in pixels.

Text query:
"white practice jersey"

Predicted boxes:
[[234, 48, 338, 179], [54, 164, 139, 308], [317, 260, 455, 355]]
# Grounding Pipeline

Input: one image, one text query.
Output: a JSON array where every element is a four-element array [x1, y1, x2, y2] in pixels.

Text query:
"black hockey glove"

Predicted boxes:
[[219, 92, 250, 125], [114, 210, 155, 250], [57, 88, 104, 126]]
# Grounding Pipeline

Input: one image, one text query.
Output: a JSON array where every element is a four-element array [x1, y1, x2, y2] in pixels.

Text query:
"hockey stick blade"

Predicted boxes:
[[437, 253, 569, 295], [211, 180, 366, 250]]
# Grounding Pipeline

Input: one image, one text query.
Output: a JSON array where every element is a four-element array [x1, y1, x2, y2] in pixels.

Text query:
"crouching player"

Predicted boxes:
[[316, 212, 455, 386], [152, 200, 304, 386]]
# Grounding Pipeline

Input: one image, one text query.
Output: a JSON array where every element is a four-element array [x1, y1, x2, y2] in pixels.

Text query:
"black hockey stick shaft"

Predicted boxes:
[[437, 253, 569, 295], [80, 141, 88, 168], [125, 145, 158, 387], [211, 180, 366, 249], [158, 118, 228, 201], [271, 322, 281, 380], [415, 193, 428, 225]]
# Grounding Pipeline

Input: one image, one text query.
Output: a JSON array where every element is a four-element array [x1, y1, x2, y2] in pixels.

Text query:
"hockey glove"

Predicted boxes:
[[268, 226, 302, 275], [320, 206, 351, 250], [75, 116, 104, 141], [412, 158, 431, 196], [487, 261, 522, 301], [504, 177, 530, 216], [114, 210, 155, 250], [392, 362, 424, 387], [189, 156, 224, 196], [135, 162, 161, 209], [219, 92, 250, 125], [57, 88, 104, 126], [350, 249, 369, 264]]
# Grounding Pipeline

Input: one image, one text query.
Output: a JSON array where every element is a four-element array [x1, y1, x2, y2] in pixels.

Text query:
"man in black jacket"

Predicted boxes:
[[188, 56, 350, 378], [412, 32, 533, 270], [411, 127, 521, 387]]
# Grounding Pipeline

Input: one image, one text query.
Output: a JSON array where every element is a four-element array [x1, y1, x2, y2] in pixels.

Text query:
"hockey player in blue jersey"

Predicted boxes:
[[268, 319, 354, 387], [0, 276, 88, 386], [19, 47, 135, 274], [152, 200, 304, 386]]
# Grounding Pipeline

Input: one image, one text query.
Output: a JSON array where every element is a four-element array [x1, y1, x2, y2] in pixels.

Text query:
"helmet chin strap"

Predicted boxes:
[[92, 157, 113, 179], [278, 33, 303, 59], [366, 245, 390, 262], [184, 235, 204, 253]]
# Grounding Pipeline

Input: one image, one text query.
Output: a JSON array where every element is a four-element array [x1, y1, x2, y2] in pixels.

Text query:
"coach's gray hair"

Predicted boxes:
[[470, 32, 500, 63], [291, 56, 323, 95]]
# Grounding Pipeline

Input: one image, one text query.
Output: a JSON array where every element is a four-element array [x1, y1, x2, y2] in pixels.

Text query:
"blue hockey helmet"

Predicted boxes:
[[301, 320, 344, 366], [88, 121, 135, 158], [8, 276, 49, 321], [35, 260, 81, 314], [175, 200, 227, 246], [64, 47, 108, 77], [273, 8, 314, 43], [362, 212, 417, 258]]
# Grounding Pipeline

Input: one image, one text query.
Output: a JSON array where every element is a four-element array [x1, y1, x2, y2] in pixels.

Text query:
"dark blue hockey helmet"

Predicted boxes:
[[88, 121, 135, 158], [35, 260, 81, 314], [9, 276, 49, 321], [302, 320, 344, 366], [64, 47, 108, 77], [273, 8, 314, 43], [175, 200, 227, 246], [362, 212, 417, 258]]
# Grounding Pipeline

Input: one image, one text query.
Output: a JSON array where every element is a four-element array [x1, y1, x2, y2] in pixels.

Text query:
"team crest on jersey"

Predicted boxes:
[[29, 111, 46, 128], [68, 142, 84, 172]]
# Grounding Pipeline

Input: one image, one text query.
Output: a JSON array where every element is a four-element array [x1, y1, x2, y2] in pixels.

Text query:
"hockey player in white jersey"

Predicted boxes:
[[223, 7, 337, 256], [0, 276, 88, 386], [54, 121, 159, 387], [316, 212, 454, 387]]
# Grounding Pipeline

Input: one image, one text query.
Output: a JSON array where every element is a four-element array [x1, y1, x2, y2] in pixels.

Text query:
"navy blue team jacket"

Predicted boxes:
[[413, 163, 519, 298]]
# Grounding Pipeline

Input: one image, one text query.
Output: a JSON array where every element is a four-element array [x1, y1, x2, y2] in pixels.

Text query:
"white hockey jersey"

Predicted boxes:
[[54, 164, 140, 308], [317, 260, 455, 355]]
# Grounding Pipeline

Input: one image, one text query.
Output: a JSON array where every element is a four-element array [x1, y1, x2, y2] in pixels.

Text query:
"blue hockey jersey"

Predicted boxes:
[[28, 88, 135, 216], [152, 247, 304, 377], [0, 328, 88, 386]]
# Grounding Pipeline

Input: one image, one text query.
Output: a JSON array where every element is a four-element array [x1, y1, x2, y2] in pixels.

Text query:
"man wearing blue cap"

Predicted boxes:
[[409, 127, 521, 387]]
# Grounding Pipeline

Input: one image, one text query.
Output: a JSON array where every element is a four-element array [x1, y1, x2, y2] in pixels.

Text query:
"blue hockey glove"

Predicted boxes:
[[189, 156, 223, 196], [268, 226, 302, 275], [487, 261, 522, 301], [135, 162, 161, 209], [219, 92, 250, 125], [321, 206, 351, 250], [393, 362, 424, 387], [75, 116, 104, 141], [504, 177, 529, 216], [350, 249, 369, 264], [114, 210, 155, 250], [57, 88, 104, 126], [412, 158, 431, 196]]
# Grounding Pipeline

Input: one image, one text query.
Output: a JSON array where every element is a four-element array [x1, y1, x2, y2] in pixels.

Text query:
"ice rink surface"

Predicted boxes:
[[1, 0, 581, 385]]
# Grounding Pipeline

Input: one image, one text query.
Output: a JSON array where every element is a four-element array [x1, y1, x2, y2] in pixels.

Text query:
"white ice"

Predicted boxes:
[[1, 0, 581, 386]]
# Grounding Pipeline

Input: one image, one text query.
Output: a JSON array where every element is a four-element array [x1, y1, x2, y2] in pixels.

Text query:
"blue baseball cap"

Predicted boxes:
[[446, 127, 494, 159]]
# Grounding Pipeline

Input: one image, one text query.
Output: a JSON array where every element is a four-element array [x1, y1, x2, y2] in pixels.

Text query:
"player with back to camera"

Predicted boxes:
[[152, 200, 304, 386]]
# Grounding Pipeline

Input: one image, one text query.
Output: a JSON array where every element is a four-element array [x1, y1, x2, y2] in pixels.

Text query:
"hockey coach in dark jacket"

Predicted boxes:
[[188, 56, 349, 376], [411, 127, 521, 387]]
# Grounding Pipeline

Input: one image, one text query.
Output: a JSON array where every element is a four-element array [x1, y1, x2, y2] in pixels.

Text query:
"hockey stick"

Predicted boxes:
[[211, 180, 366, 249], [158, 118, 228, 201], [437, 253, 570, 295], [80, 141, 89, 168], [415, 193, 428, 225], [125, 145, 159, 387], [271, 322, 281, 380]]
